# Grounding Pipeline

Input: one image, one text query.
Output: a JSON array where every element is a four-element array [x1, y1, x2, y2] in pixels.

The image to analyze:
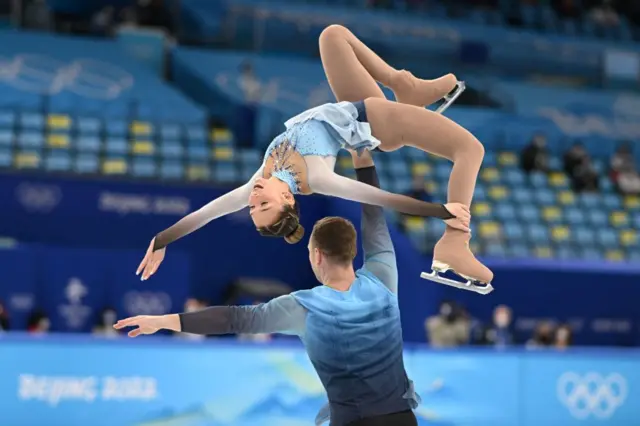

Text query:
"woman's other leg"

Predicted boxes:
[[319, 25, 456, 106], [364, 97, 492, 283]]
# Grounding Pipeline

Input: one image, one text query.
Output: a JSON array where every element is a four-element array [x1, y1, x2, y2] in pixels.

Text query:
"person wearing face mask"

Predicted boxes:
[[0, 300, 10, 332], [554, 324, 572, 350], [526, 321, 555, 349], [27, 310, 50, 334], [520, 133, 550, 174], [425, 300, 470, 348], [486, 305, 513, 347], [175, 298, 207, 340], [93, 308, 119, 337]]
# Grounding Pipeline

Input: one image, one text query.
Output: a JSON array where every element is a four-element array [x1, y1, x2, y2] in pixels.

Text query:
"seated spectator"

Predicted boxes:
[[526, 321, 555, 348], [406, 174, 432, 202], [589, 0, 620, 28], [425, 300, 470, 348], [563, 142, 599, 192], [553, 0, 582, 19], [520, 133, 550, 174], [93, 307, 119, 337], [176, 298, 207, 340], [27, 310, 50, 334], [610, 142, 640, 195], [554, 324, 573, 349], [0, 300, 9, 331], [485, 305, 514, 347]]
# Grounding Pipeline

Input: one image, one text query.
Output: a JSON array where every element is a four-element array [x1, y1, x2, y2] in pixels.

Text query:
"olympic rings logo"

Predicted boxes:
[[0, 54, 134, 99], [557, 372, 627, 419]]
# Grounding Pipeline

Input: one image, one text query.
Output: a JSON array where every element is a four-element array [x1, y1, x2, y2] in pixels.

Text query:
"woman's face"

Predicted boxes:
[[248, 177, 293, 228]]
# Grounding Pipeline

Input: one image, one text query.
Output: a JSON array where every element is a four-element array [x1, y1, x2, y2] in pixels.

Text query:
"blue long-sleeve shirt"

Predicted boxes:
[[179, 165, 419, 426]]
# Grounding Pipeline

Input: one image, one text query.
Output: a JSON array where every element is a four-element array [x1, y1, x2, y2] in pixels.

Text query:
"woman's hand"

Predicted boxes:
[[443, 203, 471, 233], [136, 237, 166, 281]]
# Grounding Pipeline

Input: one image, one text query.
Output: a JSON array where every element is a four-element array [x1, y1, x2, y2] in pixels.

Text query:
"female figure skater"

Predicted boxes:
[[138, 25, 492, 286]]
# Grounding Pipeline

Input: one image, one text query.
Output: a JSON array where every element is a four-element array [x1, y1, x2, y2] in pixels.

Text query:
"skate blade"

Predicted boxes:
[[435, 81, 466, 115], [420, 264, 494, 295]]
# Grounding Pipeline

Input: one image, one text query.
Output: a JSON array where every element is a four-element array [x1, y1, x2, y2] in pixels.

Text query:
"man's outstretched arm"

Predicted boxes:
[[352, 151, 398, 294]]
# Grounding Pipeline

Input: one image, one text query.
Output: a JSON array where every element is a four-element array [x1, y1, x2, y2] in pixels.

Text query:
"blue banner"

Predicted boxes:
[[116, 27, 167, 77], [0, 247, 37, 329], [39, 248, 109, 332], [1, 173, 640, 345], [0, 335, 638, 426]]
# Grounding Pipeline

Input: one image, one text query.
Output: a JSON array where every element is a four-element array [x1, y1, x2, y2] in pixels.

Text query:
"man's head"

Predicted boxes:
[[307, 216, 357, 283]]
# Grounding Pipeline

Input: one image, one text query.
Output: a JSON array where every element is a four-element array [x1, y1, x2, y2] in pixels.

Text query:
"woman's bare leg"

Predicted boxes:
[[319, 25, 457, 106], [364, 97, 493, 284]]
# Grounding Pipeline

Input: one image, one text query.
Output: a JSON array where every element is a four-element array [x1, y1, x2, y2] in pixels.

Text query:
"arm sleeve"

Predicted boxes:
[[355, 166, 398, 293], [153, 168, 262, 250], [178, 294, 307, 336], [311, 168, 454, 219]]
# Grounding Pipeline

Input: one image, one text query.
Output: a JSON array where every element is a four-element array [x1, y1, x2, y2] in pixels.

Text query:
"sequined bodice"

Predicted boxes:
[[263, 120, 342, 194]]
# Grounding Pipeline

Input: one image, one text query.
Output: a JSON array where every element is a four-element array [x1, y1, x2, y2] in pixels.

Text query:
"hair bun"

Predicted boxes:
[[284, 224, 305, 244]]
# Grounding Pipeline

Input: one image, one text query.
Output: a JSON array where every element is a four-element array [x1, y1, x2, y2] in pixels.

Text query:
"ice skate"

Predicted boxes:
[[390, 71, 463, 111], [421, 227, 494, 295]]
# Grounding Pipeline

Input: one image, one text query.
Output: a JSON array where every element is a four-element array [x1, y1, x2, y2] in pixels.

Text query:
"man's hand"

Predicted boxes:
[[349, 149, 374, 169], [114, 314, 180, 337]]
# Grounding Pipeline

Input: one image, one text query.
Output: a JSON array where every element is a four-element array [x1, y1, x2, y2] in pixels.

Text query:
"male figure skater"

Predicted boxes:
[[116, 149, 420, 426]]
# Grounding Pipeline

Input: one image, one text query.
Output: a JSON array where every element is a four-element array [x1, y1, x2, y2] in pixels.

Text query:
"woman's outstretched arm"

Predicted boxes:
[[153, 168, 263, 250]]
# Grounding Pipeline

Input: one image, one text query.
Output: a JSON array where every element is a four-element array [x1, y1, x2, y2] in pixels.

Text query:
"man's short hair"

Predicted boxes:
[[310, 216, 357, 265]]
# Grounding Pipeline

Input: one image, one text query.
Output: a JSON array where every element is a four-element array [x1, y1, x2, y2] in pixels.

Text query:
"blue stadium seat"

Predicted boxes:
[[596, 229, 618, 248], [76, 136, 101, 153], [548, 156, 562, 170], [483, 152, 497, 167], [75, 154, 99, 174], [587, 210, 608, 226], [132, 158, 157, 178], [474, 185, 487, 201], [634, 212, 640, 229], [187, 145, 209, 161], [600, 177, 614, 193], [213, 163, 239, 184], [388, 160, 410, 178], [486, 242, 506, 258], [389, 177, 412, 194], [504, 169, 525, 187], [160, 123, 182, 141], [527, 223, 549, 243], [518, 204, 540, 222], [105, 138, 129, 155], [534, 188, 555, 205], [186, 125, 207, 143], [503, 222, 524, 241], [20, 113, 45, 130], [495, 203, 517, 221], [0, 148, 11, 167], [579, 247, 602, 260], [603, 194, 621, 210], [512, 187, 532, 204], [0, 111, 15, 128], [0, 130, 13, 147], [565, 207, 586, 225], [509, 244, 530, 258], [160, 141, 184, 159], [45, 151, 72, 172], [574, 227, 595, 245], [529, 172, 547, 188], [17, 132, 44, 150], [105, 120, 128, 137], [435, 163, 451, 181], [238, 149, 262, 168], [77, 117, 102, 135], [426, 218, 446, 239], [160, 161, 184, 179], [556, 246, 577, 260], [580, 193, 600, 208]]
